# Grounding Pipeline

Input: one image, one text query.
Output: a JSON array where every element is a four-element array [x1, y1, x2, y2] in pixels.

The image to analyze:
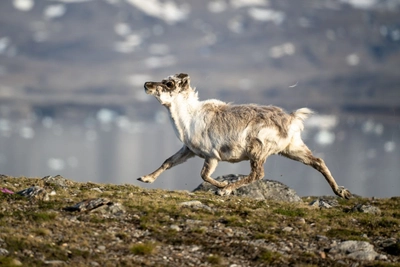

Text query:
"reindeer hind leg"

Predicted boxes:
[[281, 141, 352, 199]]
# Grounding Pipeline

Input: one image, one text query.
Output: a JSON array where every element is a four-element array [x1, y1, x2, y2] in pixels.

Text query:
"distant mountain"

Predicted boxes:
[[1, 0, 399, 118]]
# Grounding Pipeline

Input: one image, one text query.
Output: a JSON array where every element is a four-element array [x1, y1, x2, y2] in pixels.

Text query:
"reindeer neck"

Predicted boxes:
[[166, 91, 200, 142]]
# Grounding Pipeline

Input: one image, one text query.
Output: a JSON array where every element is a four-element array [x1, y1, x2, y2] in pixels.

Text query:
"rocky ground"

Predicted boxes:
[[1, 174, 400, 267]]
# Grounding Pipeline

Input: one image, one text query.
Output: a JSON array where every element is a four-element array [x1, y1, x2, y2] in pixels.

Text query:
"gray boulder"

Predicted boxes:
[[193, 174, 302, 202], [351, 204, 381, 215], [331, 240, 383, 261]]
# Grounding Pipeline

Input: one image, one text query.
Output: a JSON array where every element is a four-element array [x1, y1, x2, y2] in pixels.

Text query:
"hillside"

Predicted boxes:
[[1, 0, 400, 118], [1, 176, 400, 266]]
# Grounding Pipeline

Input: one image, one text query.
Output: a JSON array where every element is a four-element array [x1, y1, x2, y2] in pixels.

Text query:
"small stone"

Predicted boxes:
[[351, 204, 381, 215], [296, 218, 306, 224], [282, 227, 293, 232], [179, 200, 202, 207], [316, 235, 328, 241], [104, 203, 125, 216], [347, 251, 378, 261], [190, 246, 201, 252], [11, 259, 23, 266], [319, 251, 326, 259], [97, 245, 106, 251], [23, 249, 34, 257], [170, 224, 181, 231], [0, 248, 9, 256], [376, 254, 388, 261], [90, 262, 100, 267], [91, 188, 103, 193], [63, 198, 111, 212], [309, 198, 336, 209], [179, 201, 212, 211]]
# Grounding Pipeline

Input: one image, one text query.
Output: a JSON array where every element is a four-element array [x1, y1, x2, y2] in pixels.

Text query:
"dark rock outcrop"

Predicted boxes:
[[193, 174, 302, 202]]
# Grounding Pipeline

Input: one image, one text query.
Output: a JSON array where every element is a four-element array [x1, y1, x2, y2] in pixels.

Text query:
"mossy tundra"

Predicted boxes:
[[0, 176, 399, 266]]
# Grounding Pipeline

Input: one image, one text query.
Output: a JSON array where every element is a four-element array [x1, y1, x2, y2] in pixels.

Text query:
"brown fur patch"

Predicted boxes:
[[202, 103, 290, 138]]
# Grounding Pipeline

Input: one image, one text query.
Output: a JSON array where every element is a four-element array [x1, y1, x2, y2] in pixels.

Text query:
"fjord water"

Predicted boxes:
[[1, 111, 398, 198]]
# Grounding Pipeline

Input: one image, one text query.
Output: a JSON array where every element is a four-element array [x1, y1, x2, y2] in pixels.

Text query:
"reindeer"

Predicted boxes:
[[138, 73, 352, 199]]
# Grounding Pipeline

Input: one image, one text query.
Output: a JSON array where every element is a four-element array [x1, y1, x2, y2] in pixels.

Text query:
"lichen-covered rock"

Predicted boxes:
[[42, 175, 73, 189], [331, 240, 383, 261], [0, 248, 9, 256], [351, 204, 381, 215], [179, 200, 213, 212], [335, 240, 374, 253], [309, 198, 339, 208], [63, 198, 112, 212], [17, 186, 49, 201], [193, 174, 302, 202]]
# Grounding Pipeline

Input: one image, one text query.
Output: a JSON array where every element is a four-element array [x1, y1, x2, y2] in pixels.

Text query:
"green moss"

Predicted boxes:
[[130, 242, 156, 255], [377, 218, 399, 228], [29, 211, 57, 222], [273, 207, 306, 217], [257, 250, 281, 263], [88, 216, 107, 224], [253, 232, 278, 241], [219, 215, 244, 227], [326, 228, 368, 241], [32, 227, 52, 236], [206, 254, 222, 265], [190, 227, 206, 234], [37, 200, 60, 210], [4, 236, 28, 252], [69, 248, 91, 259], [0, 256, 21, 267]]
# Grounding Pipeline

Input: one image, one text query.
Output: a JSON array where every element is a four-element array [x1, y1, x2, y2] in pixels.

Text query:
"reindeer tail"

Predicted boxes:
[[291, 108, 314, 131]]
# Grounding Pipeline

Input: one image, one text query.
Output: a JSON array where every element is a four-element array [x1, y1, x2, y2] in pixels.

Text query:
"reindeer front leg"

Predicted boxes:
[[138, 145, 194, 183], [200, 158, 229, 188]]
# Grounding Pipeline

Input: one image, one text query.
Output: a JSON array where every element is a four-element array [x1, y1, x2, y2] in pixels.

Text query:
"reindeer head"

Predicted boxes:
[[144, 73, 193, 106]]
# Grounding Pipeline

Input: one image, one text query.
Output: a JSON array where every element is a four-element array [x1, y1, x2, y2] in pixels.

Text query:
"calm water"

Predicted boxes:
[[0, 110, 399, 197]]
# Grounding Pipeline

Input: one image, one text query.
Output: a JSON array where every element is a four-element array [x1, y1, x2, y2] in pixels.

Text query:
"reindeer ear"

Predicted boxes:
[[177, 73, 190, 89]]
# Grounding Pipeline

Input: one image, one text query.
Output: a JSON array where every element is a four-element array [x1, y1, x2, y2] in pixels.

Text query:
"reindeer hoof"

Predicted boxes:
[[218, 180, 229, 188], [137, 176, 155, 183], [216, 187, 232, 196], [336, 186, 352, 199]]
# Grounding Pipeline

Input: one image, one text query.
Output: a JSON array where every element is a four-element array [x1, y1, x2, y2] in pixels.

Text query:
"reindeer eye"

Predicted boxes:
[[165, 81, 174, 88]]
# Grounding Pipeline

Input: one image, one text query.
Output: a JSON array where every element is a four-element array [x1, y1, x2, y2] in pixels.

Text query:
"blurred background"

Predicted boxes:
[[0, 0, 399, 197]]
